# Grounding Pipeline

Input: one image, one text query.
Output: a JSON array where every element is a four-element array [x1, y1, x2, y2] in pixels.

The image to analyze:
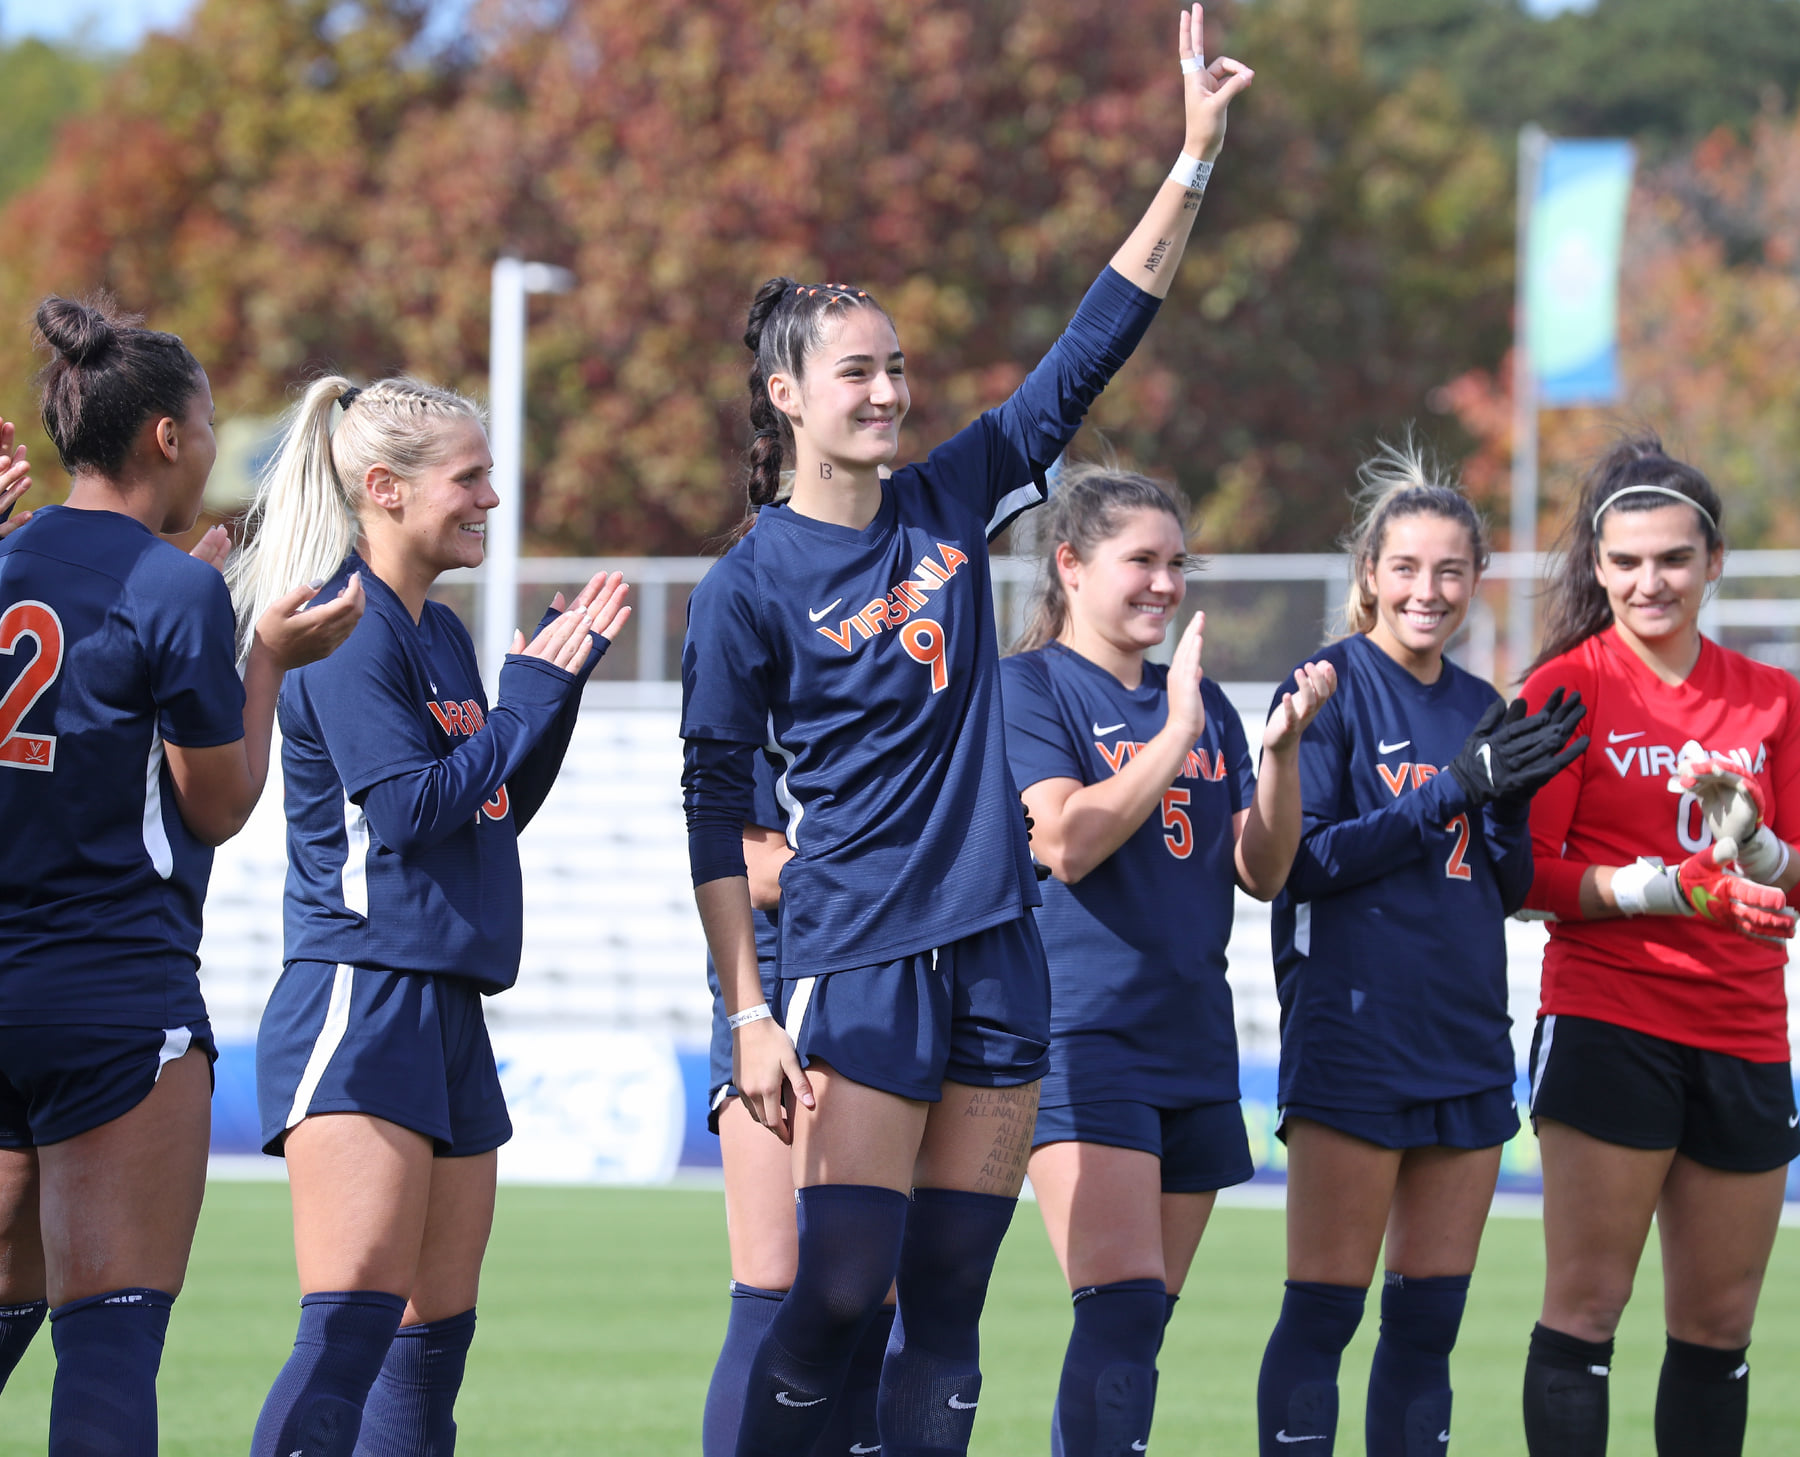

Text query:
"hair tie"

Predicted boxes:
[[1592, 483, 1716, 534], [338, 386, 362, 411]]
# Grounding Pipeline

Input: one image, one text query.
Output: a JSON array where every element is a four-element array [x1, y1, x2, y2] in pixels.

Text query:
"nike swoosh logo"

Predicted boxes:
[[947, 1393, 978, 1410], [1789, 1112, 1797, 1128], [850, 1446, 882, 1455], [1608, 730, 1646, 743], [1093, 721, 1127, 736], [775, 1391, 828, 1407], [1378, 739, 1410, 754], [1275, 1435, 1328, 1445], [1132, 1444, 1149, 1452], [1478, 741, 1494, 785], [808, 598, 844, 623], [1438, 1432, 1451, 1444]]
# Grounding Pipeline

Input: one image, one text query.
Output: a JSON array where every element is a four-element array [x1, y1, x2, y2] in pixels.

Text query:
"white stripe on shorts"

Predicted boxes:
[[784, 976, 818, 1047], [286, 963, 355, 1131], [154, 1025, 193, 1081], [1529, 1013, 1558, 1114]]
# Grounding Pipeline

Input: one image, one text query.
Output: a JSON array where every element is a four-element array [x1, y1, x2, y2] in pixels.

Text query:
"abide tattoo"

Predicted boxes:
[[1145, 237, 1174, 274]]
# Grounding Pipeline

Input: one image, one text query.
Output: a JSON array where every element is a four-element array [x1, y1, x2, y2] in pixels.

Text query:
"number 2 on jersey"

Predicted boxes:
[[1443, 813, 1472, 881], [0, 600, 64, 772], [899, 619, 949, 693]]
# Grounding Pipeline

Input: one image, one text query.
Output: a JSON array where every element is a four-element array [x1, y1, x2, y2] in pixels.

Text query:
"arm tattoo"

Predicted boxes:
[[961, 1085, 1040, 1195], [1145, 237, 1174, 274], [1181, 187, 1205, 213]]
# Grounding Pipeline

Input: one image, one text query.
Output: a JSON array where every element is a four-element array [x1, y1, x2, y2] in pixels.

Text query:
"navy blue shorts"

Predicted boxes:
[[776, 915, 1051, 1102], [0, 1020, 217, 1148], [1278, 1085, 1519, 1151], [706, 954, 782, 1134], [257, 961, 510, 1158], [1032, 1098, 1255, 1193]]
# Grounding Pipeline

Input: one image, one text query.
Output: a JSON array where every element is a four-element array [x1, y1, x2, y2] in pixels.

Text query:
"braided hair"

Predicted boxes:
[[730, 279, 891, 544]]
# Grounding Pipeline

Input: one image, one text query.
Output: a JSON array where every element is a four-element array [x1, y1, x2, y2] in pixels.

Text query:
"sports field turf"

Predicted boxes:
[[3, 1183, 1798, 1453]]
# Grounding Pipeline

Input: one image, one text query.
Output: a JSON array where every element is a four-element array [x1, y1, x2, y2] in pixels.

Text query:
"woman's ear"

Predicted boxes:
[[153, 416, 180, 464], [1054, 540, 1082, 593], [767, 372, 803, 427], [362, 463, 402, 510]]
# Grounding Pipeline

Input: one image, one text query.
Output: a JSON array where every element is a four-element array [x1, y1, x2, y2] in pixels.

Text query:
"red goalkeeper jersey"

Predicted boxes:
[[1522, 628, 1800, 1061]]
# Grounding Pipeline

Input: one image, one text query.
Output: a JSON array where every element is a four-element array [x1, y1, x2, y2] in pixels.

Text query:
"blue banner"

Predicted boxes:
[[1526, 138, 1636, 407]]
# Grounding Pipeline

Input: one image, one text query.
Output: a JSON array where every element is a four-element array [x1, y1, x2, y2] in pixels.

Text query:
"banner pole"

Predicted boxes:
[[1509, 124, 1547, 686]]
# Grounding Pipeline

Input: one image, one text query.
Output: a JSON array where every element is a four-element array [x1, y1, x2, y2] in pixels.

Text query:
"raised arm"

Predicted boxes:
[[1111, 4, 1253, 299]]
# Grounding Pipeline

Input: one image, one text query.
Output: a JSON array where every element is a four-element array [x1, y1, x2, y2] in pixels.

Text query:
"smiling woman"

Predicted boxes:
[[223, 374, 633, 1453]]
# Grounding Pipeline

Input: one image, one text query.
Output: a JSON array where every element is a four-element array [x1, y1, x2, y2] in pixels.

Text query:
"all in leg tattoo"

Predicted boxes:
[[961, 1085, 1040, 1196]]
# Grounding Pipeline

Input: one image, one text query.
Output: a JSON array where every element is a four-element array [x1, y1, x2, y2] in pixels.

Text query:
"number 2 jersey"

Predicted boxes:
[[1522, 628, 1800, 1062], [1001, 642, 1255, 1108], [0, 505, 244, 1027], [1270, 634, 1533, 1111], [278, 556, 586, 991], [681, 265, 1160, 977]]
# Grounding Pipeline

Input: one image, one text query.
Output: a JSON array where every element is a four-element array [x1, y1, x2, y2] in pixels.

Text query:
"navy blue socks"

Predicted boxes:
[[353, 1307, 478, 1456], [815, 1301, 895, 1457], [251, 1289, 408, 1457], [705, 1283, 784, 1457], [1654, 1335, 1749, 1457], [47, 1287, 173, 1457], [1257, 1279, 1368, 1455], [1522, 1322, 1612, 1457], [736, 1185, 909, 1457], [1366, 1273, 1468, 1456], [879, 1187, 1017, 1457], [0, 1298, 46, 1392], [1053, 1277, 1168, 1457]]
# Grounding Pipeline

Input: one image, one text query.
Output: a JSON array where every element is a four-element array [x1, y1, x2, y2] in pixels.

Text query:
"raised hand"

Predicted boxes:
[[1165, 609, 1207, 740], [189, 525, 232, 573], [1672, 753, 1790, 884], [0, 420, 33, 539], [509, 572, 633, 674], [1179, 4, 1254, 164], [255, 573, 366, 670], [1265, 660, 1337, 755], [1448, 688, 1589, 809]]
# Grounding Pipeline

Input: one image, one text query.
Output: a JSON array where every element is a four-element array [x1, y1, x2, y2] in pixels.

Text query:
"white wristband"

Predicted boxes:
[[1736, 825, 1792, 885], [1181, 56, 1206, 75], [727, 1003, 774, 1030], [1169, 152, 1213, 191], [1610, 858, 1685, 918]]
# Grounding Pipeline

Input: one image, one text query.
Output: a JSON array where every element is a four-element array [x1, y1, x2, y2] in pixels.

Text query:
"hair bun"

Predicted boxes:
[[35, 296, 118, 366]]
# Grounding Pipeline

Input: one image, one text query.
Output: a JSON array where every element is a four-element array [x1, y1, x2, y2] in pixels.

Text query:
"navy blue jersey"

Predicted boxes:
[[279, 556, 586, 990], [1269, 634, 1532, 1111], [1002, 643, 1254, 1106], [683, 266, 1159, 977], [0, 506, 244, 1027]]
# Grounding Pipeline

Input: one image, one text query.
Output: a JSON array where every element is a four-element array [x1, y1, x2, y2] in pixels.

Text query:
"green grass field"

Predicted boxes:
[[3, 1183, 1798, 1453]]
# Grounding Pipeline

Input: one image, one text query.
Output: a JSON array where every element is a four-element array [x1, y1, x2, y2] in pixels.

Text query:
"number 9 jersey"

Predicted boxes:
[[0, 506, 245, 1027]]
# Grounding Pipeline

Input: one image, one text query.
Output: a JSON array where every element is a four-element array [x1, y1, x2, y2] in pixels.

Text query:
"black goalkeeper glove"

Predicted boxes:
[[1446, 687, 1589, 810], [1023, 799, 1052, 881]]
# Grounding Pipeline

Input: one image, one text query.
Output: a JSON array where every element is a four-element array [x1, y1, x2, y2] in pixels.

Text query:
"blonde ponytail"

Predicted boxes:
[[227, 374, 484, 658], [1337, 433, 1488, 638], [226, 376, 358, 658]]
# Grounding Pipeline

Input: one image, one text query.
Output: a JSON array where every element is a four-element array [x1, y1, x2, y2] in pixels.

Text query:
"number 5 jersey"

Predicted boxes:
[[1523, 628, 1800, 1062]]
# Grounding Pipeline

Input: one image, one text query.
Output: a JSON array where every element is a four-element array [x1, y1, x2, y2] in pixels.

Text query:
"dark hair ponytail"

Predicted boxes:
[[725, 277, 893, 547], [1529, 433, 1723, 676], [1013, 465, 1188, 654], [34, 293, 203, 477]]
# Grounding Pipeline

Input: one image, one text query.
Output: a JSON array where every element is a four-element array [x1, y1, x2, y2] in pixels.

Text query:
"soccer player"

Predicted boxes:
[[681, 12, 1250, 1451], [0, 298, 361, 1450], [1000, 466, 1334, 1453], [1255, 442, 1588, 1456], [701, 756, 895, 1457], [230, 376, 629, 1456], [1517, 436, 1798, 1457]]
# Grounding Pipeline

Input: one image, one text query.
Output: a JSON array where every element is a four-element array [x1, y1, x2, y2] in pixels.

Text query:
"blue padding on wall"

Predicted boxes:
[[212, 1040, 264, 1155], [677, 1046, 722, 1169]]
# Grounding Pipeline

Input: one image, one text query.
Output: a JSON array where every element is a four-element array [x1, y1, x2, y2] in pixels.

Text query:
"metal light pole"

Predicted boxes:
[[483, 256, 575, 691], [1508, 124, 1547, 686]]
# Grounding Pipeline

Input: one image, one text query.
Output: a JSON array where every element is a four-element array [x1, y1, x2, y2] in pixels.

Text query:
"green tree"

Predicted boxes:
[[0, 38, 107, 204]]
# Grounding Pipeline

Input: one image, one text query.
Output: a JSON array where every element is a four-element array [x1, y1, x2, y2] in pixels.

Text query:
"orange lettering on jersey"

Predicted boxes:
[[462, 700, 486, 732], [1097, 741, 1131, 773], [1377, 762, 1411, 797], [818, 542, 973, 654], [1411, 763, 1438, 788], [1184, 749, 1205, 780]]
